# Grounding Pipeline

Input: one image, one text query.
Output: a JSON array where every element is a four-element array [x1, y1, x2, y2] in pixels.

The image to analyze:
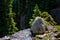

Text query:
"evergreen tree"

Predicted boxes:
[[29, 4, 56, 27], [7, 0, 18, 35], [0, 0, 18, 37], [12, 0, 21, 29]]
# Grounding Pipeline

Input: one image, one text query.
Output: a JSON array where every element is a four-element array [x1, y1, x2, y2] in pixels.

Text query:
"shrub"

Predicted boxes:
[[29, 4, 56, 27]]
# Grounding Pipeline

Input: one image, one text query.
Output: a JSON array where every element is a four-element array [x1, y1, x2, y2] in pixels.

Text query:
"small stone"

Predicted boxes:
[[47, 25, 54, 32], [0, 38, 5, 40], [51, 37, 57, 40], [54, 32, 60, 38], [36, 34, 48, 38], [2, 36, 10, 40], [53, 28, 58, 33], [58, 38, 60, 40]]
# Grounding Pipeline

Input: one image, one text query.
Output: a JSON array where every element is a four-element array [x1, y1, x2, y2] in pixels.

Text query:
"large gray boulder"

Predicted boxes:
[[2, 29, 32, 40], [11, 28, 32, 40], [31, 17, 46, 34]]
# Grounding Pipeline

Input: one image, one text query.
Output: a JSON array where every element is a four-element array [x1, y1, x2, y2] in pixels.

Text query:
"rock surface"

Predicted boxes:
[[1, 28, 60, 40], [31, 17, 46, 34], [1, 17, 60, 40], [11, 28, 32, 40], [1, 29, 32, 40], [47, 25, 54, 32]]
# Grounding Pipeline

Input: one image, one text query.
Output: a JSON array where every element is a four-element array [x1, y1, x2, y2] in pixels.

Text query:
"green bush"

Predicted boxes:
[[0, 0, 18, 37], [54, 25, 60, 31], [29, 4, 56, 27]]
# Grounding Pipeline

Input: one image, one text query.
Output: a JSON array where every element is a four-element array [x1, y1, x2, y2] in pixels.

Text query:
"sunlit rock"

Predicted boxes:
[[47, 25, 54, 32], [11, 28, 32, 40], [31, 17, 46, 34]]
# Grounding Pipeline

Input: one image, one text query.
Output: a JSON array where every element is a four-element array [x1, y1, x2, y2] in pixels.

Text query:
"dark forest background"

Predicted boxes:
[[0, 0, 60, 37]]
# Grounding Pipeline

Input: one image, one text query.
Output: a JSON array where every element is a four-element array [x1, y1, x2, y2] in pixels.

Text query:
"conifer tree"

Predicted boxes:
[[0, 0, 18, 37], [8, 0, 18, 35], [29, 4, 56, 26]]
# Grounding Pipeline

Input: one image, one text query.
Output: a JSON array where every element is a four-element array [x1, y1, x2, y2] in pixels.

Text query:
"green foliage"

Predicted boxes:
[[54, 25, 60, 31], [41, 12, 56, 25], [29, 4, 56, 26], [7, 0, 18, 35], [0, 0, 18, 36], [0, 0, 60, 37]]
